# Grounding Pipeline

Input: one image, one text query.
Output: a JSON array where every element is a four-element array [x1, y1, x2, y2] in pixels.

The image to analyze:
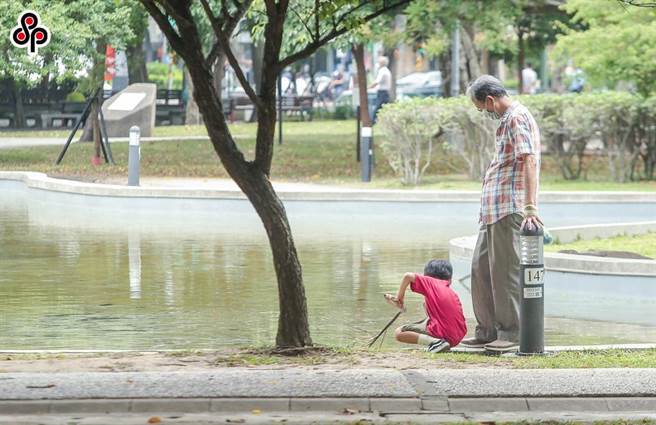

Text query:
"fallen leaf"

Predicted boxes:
[[251, 409, 261, 415], [26, 384, 55, 389], [342, 408, 359, 415], [147, 417, 161, 424], [226, 419, 245, 424]]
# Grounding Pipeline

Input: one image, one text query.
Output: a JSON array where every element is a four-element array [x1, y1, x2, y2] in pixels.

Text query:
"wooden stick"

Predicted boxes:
[[368, 310, 403, 348]]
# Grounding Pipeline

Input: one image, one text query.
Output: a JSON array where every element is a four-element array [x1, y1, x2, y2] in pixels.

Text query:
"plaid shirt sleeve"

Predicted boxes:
[[510, 113, 538, 158]]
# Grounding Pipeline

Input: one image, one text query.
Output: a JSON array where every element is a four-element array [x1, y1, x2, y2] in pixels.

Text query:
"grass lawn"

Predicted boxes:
[[208, 347, 656, 369], [546, 232, 656, 258], [2, 121, 656, 191], [4, 347, 656, 369]]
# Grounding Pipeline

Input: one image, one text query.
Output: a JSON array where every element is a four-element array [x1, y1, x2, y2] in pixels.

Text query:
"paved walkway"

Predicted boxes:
[[0, 136, 211, 150], [2, 367, 656, 422], [4, 171, 656, 204]]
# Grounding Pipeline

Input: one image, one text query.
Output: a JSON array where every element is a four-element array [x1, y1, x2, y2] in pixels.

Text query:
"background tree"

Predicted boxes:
[[127, 4, 151, 84], [139, 0, 412, 349], [0, 0, 134, 128], [404, 0, 573, 94], [555, 0, 656, 96]]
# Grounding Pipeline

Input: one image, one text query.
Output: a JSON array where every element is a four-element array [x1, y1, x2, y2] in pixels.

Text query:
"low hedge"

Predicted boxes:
[[376, 92, 656, 184]]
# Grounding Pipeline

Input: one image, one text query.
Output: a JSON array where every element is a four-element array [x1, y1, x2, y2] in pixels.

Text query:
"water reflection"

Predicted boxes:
[[1, 181, 655, 350], [128, 232, 142, 300]]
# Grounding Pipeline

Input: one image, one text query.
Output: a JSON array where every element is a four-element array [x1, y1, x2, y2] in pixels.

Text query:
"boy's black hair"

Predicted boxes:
[[423, 259, 453, 281]]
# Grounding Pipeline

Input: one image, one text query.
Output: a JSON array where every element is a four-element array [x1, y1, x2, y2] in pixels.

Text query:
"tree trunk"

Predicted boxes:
[[81, 41, 106, 143], [185, 56, 312, 349], [8, 79, 26, 128], [460, 23, 481, 89], [92, 99, 101, 159], [184, 67, 202, 125], [517, 30, 526, 94], [352, 44, 372, 127], [250, 41, 265, 123], [127, 42, 148, 83], [439, 50, 452, 98]]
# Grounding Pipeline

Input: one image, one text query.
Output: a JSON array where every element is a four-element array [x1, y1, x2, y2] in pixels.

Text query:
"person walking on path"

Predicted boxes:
[[461, 75, 543, 353], [369, 56, 391, 124]]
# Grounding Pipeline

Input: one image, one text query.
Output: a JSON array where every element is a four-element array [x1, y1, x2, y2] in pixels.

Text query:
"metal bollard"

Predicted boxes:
[[128, 126, 140, 186], [360, 126, 373, 182], [519, 223, 545, 355]]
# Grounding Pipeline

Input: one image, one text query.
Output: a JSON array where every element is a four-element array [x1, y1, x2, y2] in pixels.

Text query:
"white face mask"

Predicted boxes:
[[485, 109, 501, 120]]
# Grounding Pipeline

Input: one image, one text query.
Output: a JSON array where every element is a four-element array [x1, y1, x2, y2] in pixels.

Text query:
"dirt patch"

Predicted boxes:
[[0, 348, 505, 373]]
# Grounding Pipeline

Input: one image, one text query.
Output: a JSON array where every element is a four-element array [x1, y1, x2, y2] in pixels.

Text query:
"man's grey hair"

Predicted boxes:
[[378, 56, 389, 67], [467, 75, 508, 102]]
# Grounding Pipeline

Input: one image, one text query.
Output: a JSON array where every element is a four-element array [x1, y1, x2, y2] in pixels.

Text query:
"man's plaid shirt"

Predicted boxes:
[[480, 101, 540, 225]]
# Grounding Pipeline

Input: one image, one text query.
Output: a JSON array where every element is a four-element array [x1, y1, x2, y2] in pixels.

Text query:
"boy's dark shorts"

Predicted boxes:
[[400, 317, 432, 336]]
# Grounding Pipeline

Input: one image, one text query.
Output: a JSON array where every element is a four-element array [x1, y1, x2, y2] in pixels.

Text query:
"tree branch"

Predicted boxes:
[[139, 0, 185, 55], [289, 5, 314, 41], [204, 0, 253, 67], [278, 0, 412, 70], [618, 0, 656, 6], [314, 0, 320, 40], [199, 0, 262, 109], [159, 0, 195, 29]]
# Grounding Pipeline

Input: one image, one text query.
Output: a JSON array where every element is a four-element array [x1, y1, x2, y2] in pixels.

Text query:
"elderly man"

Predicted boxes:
[[461, 75, 542, 353]]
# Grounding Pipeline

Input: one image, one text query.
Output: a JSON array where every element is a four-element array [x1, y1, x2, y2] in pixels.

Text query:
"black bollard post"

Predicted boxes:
[[360, 126, 373, 182], [356, 105, 361, 162], [519, 223, 545, 355]]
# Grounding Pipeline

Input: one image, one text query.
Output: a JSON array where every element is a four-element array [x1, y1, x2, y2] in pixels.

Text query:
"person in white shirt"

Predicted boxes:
[[369, 56, 392, 123], [521, 62, 539, 94]]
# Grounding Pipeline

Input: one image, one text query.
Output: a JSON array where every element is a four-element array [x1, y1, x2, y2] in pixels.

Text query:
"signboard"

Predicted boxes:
[[524, 267, 545, 285], [523, 287, 543, 299]]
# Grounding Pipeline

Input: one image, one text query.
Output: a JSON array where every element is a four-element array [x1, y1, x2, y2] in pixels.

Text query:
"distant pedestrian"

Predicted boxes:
[[388, 259, 467, 353], [369, 56, 391, 124], [521, 62, 539, 94], [462, 75, 542, 353]]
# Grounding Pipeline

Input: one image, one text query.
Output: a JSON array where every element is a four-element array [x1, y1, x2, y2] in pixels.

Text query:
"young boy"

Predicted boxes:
[[389, 259, 467, 353]]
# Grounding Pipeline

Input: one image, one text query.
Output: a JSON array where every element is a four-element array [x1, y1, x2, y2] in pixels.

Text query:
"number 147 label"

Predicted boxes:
[[524, 267, 545, 285]]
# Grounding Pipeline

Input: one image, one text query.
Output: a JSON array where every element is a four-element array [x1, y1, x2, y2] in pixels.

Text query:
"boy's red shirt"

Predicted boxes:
[[410, 274, 467, 346]]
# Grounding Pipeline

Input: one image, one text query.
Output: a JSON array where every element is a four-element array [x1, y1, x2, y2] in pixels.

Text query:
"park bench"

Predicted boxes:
[[227, 94, 315, 123], [39, 101, 85, 129], [156, 89, 186, 125]]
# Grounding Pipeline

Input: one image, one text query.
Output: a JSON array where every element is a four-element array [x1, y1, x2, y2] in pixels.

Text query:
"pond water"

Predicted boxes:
[[1, 180, 655, 350]]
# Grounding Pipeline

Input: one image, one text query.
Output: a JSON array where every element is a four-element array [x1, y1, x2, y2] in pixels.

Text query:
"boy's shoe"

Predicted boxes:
[[426, 339, 451, 353], [460, 337, 492, 348], [484, 339, 519, 353]]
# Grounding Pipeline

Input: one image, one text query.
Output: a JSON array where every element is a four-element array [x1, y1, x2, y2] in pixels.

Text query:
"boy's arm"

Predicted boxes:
[[395, 273, 416, 306]]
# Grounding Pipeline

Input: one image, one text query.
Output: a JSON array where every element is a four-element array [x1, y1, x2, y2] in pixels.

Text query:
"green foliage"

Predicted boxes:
[[65, 91, 86, 102], [334, 104, 355, 120], [0, 0, 136, 87], [546, 231, 656, 258], [377, 97, 480, 184], [147, 62, 183, 90], [555, 0, 656, 96], [378, 92, 656, 185], [522, 91, 655, 182], [377, 96, 496, 184]]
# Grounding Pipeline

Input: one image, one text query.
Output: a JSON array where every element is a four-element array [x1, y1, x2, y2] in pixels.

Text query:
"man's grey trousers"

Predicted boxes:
[[471, 213, 522, 343]]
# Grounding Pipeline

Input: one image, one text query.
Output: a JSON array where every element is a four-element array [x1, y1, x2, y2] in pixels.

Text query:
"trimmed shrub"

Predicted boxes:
[[377, 92, 656, 185]]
